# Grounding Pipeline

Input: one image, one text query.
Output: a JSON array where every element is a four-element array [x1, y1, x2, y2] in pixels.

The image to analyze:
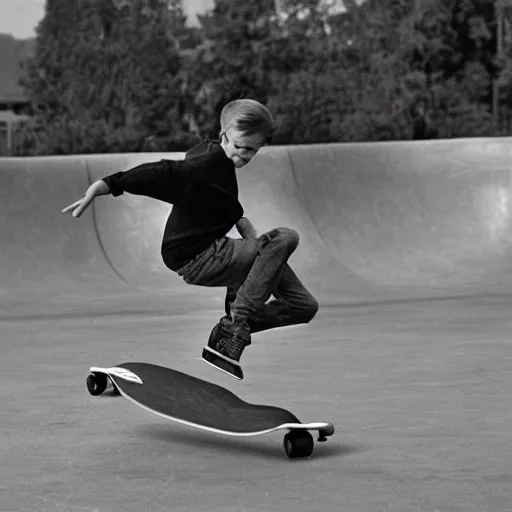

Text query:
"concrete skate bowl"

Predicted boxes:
[[1, 138, 512, 305], [288, 138, 512, 297]]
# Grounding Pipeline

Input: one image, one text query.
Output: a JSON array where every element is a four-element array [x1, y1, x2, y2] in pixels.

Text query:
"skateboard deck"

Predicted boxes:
[[86, 362, 334, 459]]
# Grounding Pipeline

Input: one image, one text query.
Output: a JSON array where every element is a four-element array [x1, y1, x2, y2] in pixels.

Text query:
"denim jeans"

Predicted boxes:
[[176, 228, 319, 333]]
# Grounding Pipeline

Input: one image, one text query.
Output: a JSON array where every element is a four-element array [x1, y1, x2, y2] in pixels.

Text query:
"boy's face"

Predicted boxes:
[[220, 128, 267, 168]]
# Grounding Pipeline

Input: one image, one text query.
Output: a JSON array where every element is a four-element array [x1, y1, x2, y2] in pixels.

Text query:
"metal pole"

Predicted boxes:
[[6, 120, 12, 156], [493, 0, 503, 129]]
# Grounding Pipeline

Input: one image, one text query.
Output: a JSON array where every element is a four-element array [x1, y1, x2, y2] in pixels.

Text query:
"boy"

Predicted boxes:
[[62, 99, 318, 380]]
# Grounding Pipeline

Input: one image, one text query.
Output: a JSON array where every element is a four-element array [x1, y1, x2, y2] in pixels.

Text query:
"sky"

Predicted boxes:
[[0, 0, 215, 40], [0, 0, 45, 39]]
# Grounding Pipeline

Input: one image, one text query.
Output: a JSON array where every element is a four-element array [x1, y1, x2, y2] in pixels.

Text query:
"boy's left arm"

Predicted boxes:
[[236, 217, 258, 239]]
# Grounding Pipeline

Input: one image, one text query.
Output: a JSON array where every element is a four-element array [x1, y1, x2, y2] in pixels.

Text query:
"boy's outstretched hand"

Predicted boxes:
[[62, 180, 110, 218]]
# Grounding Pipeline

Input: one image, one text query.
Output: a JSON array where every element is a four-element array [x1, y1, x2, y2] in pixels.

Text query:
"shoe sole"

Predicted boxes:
[[201, 346, 244, 380]]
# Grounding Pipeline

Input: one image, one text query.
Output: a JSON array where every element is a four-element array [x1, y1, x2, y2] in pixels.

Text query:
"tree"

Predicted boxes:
[[17, 0, 512, 152], [399, 0, 499, 138], [19, 0, 190, 155], [183, 0, 280, 138]]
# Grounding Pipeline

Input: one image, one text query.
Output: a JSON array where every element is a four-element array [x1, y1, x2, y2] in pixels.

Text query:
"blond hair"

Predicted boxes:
[[220, 99, 275, 142]]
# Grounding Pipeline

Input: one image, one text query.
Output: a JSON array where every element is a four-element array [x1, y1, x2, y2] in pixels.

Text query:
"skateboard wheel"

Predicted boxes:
[[86, 372, 108, 396], [283, 430, 314, 459]]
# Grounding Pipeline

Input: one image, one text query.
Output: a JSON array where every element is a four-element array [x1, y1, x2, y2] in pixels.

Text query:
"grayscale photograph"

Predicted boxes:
[[1, 1, 511, 511]]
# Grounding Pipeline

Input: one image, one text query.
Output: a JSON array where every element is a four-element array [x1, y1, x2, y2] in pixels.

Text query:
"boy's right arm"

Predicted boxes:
[[101, 160, 191, 204], [62, 159, 190, 218]]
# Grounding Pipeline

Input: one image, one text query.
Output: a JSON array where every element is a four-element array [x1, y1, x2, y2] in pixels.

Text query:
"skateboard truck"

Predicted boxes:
[[318, 424, 335, 442]]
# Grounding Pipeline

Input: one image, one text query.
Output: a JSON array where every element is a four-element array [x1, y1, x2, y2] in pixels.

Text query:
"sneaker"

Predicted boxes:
[[202, 316, 251, 380]]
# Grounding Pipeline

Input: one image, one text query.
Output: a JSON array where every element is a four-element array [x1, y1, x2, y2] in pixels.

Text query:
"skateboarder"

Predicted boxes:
[[62, 99, 319, 379]]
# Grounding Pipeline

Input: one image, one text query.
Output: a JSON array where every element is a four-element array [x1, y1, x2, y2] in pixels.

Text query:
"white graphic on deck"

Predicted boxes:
[[92, 367, 143, 384]]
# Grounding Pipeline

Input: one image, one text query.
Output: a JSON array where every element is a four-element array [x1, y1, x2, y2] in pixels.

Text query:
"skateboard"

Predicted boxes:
[[86, 362, 335, 459]]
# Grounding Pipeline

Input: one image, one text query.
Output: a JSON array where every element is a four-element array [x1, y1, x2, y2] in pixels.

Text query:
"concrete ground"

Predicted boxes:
[[1, 138, 511, 512]]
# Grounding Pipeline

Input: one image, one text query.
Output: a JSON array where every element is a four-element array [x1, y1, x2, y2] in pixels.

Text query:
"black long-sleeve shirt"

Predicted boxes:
[[102, 140, 244, 271]]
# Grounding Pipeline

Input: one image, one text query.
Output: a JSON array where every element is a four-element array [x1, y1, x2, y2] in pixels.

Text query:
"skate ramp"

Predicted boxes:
[[288, 139, 512, 293], [1, 138, 512, 301], [0, 156, 123, 297]]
